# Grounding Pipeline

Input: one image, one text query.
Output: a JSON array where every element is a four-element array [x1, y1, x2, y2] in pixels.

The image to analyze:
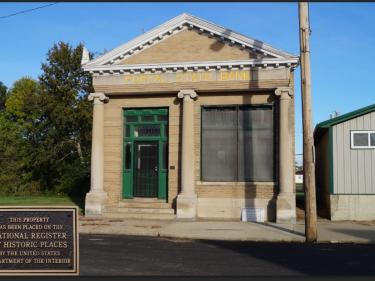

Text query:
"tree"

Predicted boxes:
[[36, 41, 94, 195], [295, 161, 303, 172], [0, 81, 7, 111], [0, 42, 93, 197], [0, 77, 42, 194]]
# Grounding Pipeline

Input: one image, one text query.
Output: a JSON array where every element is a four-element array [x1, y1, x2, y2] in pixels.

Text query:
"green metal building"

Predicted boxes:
[[314, 104, 375, 220]]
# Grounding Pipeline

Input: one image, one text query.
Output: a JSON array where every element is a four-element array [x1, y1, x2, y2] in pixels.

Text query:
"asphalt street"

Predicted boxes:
[[79, 234, 375, 276]]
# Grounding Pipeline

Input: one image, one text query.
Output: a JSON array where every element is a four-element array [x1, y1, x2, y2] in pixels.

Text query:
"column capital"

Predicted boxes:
[[275, 87, 293, 100], [177, 89, 198, 100], [88, 93, 109, 104]]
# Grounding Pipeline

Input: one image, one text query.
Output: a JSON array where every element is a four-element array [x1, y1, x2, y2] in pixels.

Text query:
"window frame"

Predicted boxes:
[[350, 130, 375, 149], [200, 103, 275, 183]]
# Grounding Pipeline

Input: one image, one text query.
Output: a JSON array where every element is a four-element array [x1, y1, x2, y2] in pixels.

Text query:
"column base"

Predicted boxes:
[[276, 192, 296, 224], [85, 191, 107, 217], [176, 193, 197, 219]]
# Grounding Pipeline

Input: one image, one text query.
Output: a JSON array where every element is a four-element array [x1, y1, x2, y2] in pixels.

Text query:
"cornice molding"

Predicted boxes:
[[86, 58, 298, 76]]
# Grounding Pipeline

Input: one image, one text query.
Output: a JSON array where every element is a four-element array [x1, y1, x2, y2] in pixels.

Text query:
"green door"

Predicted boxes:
[[122, 108, 168, 200], [134, 141, 158, 197]]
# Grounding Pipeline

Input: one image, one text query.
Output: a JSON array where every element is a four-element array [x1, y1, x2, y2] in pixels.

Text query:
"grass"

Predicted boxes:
[[0, 195, 84, 215]]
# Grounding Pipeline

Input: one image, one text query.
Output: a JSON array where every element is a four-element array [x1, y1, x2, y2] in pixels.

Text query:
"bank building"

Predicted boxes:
[[82, 13, 299, 223]]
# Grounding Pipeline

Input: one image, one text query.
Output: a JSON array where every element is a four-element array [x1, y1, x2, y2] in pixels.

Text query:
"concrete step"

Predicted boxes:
[[102, 211, 176, 220], [105, 207, 175, 215]]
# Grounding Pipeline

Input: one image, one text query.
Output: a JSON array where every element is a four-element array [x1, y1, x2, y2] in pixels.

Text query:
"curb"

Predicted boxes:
[[79, 228, 305, 242], [79, 229, 375, 244]]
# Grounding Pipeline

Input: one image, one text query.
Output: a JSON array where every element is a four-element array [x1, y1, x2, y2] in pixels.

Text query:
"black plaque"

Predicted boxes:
[[0, 206, 79, 275]]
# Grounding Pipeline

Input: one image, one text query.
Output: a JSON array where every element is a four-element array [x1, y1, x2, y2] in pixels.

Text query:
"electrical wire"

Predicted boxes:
[[0, 2, 59, 20]]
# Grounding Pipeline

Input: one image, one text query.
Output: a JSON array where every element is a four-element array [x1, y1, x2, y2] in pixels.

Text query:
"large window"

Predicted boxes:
[[201, 105, 274, 182], [351, 131, 375, 149]]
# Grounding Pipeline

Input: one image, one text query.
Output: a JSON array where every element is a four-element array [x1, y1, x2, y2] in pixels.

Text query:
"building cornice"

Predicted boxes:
[[85, 58, 298, 76]]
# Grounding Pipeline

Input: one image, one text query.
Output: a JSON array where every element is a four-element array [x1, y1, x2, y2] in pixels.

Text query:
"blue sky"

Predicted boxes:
[[1, 2, 375, 158]]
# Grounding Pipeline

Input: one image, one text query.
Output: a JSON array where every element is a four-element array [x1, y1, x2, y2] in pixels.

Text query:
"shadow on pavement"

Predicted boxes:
[[257, 222, 305, 238], [327, 228, 375, 241], [201, 240, 375, 276], [79, 234, 375, 276]]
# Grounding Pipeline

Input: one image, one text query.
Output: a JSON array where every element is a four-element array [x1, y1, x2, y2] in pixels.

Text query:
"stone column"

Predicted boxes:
[[176, 89, 198, 219], [275, 87, 296, 223], [85, 92, 109, 216]]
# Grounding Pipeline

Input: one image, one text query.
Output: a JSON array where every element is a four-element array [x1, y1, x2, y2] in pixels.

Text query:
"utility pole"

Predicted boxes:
[[298, 2, 318, 242]]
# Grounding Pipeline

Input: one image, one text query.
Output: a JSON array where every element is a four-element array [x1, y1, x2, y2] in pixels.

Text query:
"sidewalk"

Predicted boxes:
[[79, 216, 375, 243]]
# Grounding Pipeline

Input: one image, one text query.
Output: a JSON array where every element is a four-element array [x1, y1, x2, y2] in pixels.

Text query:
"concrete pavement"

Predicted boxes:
[[79, 216, 375, 243]]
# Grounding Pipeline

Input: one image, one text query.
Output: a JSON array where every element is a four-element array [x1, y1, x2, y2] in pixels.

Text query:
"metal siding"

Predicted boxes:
[[315, 132, 328, 192], [334, 123, 345, 193], [335, 124, 341, 193], [336, 124, 345, 193], [357, 117, 365, 193], [332, 126, 340, 194], [363, 114, 372, 193], [333, 111, 375, 194], [372, 113, 375, 193], [349, 118, 358, 194], [343, 121, 352, 193]]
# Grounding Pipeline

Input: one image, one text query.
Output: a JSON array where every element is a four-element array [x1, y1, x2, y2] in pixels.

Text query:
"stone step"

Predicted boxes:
[[118, 201, 171, 209], [105, 207, 175, 214], [124, 198, 166, 203], [102, 211, 176, 220]]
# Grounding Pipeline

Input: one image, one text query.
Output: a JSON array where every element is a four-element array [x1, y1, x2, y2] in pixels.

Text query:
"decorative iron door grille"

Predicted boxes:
[[133, 141, 158, 197]]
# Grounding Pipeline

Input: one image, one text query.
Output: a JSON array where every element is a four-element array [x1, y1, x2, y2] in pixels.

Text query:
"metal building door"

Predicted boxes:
[[133, 141, 158, 197]]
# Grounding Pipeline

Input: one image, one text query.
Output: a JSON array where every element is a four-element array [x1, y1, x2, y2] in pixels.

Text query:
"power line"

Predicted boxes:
[[0, 2, 59, 20]]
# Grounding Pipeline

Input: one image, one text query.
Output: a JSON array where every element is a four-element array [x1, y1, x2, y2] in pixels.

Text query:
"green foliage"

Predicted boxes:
[[0, 81, 7, 111], [36, 42, 93, 195], [0, 42, 93, 197], [0, 77, 42, 194]]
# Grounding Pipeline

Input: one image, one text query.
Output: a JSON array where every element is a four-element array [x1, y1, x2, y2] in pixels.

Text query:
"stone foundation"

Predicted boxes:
[[176, 194, 198, 219], [85, 191, 107, 216], [197, 198, 276, 221], [276, 192, 296, 223], [330, 195, 375, 221]]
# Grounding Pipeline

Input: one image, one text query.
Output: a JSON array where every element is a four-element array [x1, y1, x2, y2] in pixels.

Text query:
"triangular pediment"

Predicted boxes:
[[83, 13, 298, 73], [117, 29, 266, 65]]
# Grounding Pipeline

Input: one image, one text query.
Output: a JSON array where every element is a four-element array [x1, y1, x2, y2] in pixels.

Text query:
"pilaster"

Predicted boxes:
[[85, 93, 109, 216], [275, 87, 296, 223], [176, 89, 198, 219]]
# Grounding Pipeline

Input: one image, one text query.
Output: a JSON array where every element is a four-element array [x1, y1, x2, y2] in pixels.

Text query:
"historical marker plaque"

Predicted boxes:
[[0, 206, 79, 275]]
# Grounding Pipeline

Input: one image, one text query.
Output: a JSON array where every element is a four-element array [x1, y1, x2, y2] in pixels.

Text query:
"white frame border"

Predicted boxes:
[[350, 130, 375, 149]]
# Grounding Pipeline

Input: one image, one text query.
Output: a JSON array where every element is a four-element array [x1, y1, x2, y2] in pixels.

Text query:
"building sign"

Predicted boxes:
[[0, 207, 79, 275], [123, 70, 251, 84]]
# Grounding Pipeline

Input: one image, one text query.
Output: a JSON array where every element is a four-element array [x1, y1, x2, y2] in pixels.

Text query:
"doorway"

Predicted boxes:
[[122, 108, 168, 199]]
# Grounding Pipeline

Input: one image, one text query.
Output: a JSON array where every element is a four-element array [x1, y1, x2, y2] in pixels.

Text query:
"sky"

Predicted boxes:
[[1, 2, 375, 160]]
